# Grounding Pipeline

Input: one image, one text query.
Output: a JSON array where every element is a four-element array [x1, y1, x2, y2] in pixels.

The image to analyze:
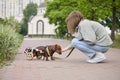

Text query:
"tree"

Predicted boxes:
[[20, 2, 37, 35], [45, 0, 113, 37], [110, 0, 120, 40], [45, 0, 78, 37], [99, 0, 120, 40], [82, 0, 120, 40], [45, 0, 120, 39]]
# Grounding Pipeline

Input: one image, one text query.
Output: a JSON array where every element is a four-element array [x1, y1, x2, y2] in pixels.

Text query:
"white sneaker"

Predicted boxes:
[[87, 52, 106, 63]]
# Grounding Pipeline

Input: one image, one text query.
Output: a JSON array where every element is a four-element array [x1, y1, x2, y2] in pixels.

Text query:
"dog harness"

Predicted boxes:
[[35, 49, 44, 54], [46, 46, 51, 56]]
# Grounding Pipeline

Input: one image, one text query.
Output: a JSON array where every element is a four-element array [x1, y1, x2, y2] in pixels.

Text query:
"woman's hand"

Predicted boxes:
[[62, 48, 67, 52], [62, 44, 73, 52], [62, 47, 72, 52]]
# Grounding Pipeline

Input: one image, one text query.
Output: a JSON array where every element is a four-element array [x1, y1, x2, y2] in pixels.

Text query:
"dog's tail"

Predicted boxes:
[[65, 48, 75, 58]]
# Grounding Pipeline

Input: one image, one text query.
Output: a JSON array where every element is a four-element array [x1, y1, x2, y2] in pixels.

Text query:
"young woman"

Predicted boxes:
[[62, 11, 113, 63]]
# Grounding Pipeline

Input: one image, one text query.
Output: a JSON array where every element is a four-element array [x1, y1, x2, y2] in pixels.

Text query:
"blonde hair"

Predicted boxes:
[[66, 11, 84, 33]]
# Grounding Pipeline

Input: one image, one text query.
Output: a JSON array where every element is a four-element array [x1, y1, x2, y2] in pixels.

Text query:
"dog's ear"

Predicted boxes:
[[55, 44, 61, 49], [55, 44, 61, 50], [49, 44, 57, 51], [55, 44, 58, 49]]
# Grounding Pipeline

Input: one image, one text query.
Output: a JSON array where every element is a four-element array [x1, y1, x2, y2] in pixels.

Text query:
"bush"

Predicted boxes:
[[0, 25, 23, 62]]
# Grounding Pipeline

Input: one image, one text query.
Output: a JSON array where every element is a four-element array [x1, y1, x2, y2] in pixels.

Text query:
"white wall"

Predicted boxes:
[[28, 15, 56, 35]]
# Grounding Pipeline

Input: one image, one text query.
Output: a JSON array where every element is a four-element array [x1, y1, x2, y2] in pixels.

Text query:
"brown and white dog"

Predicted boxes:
[[24, 44, 62, 61]]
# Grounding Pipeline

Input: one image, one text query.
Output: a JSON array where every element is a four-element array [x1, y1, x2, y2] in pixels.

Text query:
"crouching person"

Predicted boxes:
[[62, 11, 113, 63]]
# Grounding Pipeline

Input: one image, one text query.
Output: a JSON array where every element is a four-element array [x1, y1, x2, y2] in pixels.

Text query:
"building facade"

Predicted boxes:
[[28, 2, 56, 36], [0, 0, 56, 36], [0, 0, 44, 20]]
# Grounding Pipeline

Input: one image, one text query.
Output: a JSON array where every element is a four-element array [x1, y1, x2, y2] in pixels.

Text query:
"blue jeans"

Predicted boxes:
[[71, 38, 109, 58]]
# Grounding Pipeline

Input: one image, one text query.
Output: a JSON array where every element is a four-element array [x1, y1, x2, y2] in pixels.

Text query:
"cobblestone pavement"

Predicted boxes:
[[0, 38, 120, 80]]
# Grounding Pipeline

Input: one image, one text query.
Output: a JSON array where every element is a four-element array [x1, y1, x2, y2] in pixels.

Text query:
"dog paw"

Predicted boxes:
[[46, 59, 49, 61], [51, 59, 55, 60]]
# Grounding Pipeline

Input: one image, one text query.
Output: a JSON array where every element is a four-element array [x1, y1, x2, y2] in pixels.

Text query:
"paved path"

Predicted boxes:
[[0, 38, 120, 80]]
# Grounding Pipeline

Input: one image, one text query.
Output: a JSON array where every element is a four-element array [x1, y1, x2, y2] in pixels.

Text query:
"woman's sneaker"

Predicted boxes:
[[86, 52, 106, 63]]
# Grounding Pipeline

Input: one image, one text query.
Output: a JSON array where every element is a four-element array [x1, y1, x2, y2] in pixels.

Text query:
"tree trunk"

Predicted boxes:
[[91, 9, 95, 20], [111, 0, 116, 41]]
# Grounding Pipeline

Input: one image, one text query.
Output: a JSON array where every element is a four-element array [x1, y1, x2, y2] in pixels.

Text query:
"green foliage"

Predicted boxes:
[[45, 0, 117, 37], [45, 0, 79, 37], [0, 17, 21, 33], [0, 25, 23, 63], [20, 2, 37, 35], [80, 0, 112, 20], [0, 16, 23, 65], [100, 11, 120, 30]]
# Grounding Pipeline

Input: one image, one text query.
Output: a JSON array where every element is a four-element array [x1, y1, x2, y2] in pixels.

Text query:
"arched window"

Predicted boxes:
[[36, 20, 44, 35]]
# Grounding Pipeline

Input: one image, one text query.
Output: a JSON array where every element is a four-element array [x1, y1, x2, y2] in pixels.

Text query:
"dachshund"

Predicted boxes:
[[33, 44, 62, 61], [24, 44, 62, 61]]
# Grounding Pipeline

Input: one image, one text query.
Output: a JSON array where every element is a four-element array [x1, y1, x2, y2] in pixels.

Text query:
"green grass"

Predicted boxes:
[[110, 35, 120, 49]]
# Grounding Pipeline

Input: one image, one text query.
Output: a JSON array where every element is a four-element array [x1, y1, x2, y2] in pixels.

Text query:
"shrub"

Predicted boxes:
[[0, 25, 23, 62]]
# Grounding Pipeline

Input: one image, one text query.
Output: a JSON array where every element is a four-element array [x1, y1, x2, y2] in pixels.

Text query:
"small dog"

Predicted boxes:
[[24, 47, 45, 60], [24, 44, 62, 61], [33, 44, 62, 61]]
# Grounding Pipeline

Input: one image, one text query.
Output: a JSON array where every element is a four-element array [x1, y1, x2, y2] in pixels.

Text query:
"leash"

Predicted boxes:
[[65, 47, 75, 58]]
